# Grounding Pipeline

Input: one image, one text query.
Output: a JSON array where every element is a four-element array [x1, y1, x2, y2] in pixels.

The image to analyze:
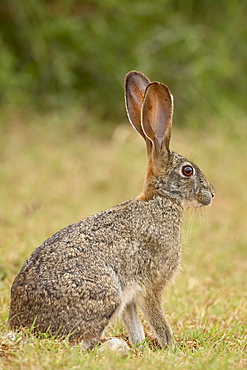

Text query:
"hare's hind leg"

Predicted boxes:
[[123, 302, 145, 346], [66, 278, 123, 347]]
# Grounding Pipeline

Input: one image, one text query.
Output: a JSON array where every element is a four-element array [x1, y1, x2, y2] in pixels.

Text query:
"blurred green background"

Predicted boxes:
[[0, 0, 246, 129]]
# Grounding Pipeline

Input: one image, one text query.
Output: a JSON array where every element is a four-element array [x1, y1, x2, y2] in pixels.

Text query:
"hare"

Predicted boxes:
[[9, 71, 215, 349]]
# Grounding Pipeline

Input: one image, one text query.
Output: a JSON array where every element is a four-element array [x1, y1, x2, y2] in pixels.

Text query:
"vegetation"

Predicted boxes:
[[0, 0, 246, 369], [0, 0, 246, 125]]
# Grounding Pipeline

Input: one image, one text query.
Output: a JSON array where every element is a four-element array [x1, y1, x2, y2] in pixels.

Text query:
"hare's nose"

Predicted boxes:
[[210, 187, 215, 198]]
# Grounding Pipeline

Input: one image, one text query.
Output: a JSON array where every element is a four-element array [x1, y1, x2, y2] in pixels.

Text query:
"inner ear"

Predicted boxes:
[[141, 82, 173, 153], [124, 71, 150, 140]]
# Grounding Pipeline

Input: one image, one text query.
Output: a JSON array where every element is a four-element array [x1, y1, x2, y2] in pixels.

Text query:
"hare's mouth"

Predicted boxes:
[[182, 192, 213, 208], [196, 191, 214, 207]]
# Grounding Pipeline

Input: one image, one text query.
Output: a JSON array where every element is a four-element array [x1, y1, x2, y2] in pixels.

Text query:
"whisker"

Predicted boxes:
[[183, 206, 195, 244]]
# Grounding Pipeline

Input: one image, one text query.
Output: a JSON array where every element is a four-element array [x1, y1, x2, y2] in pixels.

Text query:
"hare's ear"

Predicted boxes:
[[141, 82, 173, 156], [124, 71, 151, 142]]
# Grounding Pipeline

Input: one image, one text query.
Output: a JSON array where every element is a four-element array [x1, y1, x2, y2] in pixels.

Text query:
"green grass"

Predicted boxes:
[[0, 112, 246, 369]]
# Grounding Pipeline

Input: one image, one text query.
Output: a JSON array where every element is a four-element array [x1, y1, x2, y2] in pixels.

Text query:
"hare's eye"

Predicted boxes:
[[181, 165, 194, 177]]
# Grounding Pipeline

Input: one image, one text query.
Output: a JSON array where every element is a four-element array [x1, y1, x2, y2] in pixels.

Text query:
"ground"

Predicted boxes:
[[0, 113, 246, 369]]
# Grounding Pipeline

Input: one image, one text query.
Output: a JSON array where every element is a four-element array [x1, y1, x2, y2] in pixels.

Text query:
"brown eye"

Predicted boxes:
[[182, 165, 194, 177]]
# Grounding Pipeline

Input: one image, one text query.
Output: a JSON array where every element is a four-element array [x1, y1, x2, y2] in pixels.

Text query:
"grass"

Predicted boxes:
[[0, 111, 246, 369]]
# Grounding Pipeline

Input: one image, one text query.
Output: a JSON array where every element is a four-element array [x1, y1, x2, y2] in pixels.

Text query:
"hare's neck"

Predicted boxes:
[[137, 162, 158, 201], [151, 196, 183, 245], [154, 195, 183, 222], [137, 158, 172, 202]]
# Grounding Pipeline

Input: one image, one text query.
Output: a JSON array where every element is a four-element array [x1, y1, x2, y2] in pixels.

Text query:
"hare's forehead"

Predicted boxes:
[[170, 152, 189, 167]]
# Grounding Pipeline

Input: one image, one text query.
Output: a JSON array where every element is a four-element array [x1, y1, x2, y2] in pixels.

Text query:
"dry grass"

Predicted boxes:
[[0, 112, 246, 369]]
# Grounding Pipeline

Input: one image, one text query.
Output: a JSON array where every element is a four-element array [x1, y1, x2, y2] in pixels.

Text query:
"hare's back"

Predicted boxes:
[[14, 207, 122, 282], [10, 200, 140, 300], [16, 197, 145, 277]]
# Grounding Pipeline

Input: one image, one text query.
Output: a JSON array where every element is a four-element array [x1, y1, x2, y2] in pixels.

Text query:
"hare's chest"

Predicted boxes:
[[149, 242, 182, 285], [164, 246, 181, 280]]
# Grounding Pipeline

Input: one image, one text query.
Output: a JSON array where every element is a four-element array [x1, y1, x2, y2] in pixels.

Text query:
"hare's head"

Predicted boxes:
[[125, 71, 215, 208]]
